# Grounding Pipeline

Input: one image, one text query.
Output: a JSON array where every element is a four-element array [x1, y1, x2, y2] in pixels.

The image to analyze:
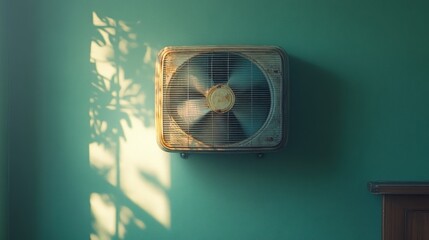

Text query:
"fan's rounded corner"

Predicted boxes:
[[270, 45, 288, 54], [157, 46, 175, 61], [155, 134, 194, 153], [155, 136, 175, 153], [270, 46, 289, 65], [275, 135, 289, 151]]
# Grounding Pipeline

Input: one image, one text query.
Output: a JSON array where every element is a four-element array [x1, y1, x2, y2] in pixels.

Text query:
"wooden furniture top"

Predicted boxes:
[[368, 182, 429, 195]]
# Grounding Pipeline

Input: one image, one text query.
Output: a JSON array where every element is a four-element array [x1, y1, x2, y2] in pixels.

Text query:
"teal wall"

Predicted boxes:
[[7, 0, 91, 239], [1, 0, 8, 238], [7, 0, 429, 240]]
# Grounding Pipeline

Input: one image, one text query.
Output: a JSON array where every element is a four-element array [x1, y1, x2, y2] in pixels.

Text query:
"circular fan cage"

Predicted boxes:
[[165, 51, 275, 147]]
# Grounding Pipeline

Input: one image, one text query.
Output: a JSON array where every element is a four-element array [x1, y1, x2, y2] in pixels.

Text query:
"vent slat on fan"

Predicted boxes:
[[156, 46, 288, 152]]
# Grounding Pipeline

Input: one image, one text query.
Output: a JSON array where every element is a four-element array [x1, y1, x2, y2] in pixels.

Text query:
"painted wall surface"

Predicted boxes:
[[7, 0, 429, 240], [1, 0, 8, 238], [0, 72, 5, 239]]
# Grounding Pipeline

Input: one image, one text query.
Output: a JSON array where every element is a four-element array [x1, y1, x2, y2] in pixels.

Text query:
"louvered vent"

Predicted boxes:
[[155, 46, 289, 152]]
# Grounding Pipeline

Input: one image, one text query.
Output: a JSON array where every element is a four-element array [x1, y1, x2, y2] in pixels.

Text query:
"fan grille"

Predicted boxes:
[[157, 47, 287, 151]]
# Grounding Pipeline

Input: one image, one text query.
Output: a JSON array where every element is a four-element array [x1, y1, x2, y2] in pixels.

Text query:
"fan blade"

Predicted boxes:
[[175, 98, 210, 126], [188, 54, 214, 95], [228, 61, 267, 90], [189, 71, 213, 96], [232, 87, 271, 136], [169, 53, 216, 97], [210, 53, 229, 84], [226, 112, 248, 143], [189, 113, 221, 145], [170, 70, 212, 97], [189, 112, 247, 145], [231, 109, 267, 137], [168, 76, 204, 104]]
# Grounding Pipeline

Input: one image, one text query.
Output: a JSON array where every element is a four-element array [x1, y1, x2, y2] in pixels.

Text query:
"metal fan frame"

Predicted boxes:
[[155, 46, 289, 153]]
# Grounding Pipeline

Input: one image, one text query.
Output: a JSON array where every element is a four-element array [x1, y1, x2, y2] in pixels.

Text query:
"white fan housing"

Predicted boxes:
[[155, 46, 289, 152]]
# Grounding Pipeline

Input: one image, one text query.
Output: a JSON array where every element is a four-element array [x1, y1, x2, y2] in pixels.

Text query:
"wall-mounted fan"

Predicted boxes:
[[155, 46, 289, 155]]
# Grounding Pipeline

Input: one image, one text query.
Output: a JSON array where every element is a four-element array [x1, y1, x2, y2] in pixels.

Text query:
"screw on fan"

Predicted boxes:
[[207, 84, 235, 113]]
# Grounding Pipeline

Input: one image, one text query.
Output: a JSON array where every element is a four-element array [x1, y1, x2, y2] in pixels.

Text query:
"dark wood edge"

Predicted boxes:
[[368, 182, 429, 195]]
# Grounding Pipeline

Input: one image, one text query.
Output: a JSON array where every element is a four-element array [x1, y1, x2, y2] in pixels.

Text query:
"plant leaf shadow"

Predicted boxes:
[[89, 9, 171, 240]]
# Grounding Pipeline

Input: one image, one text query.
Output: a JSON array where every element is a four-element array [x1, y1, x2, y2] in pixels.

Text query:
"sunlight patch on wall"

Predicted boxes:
[[120, 115, 171, 228], [90, 193, 116, 240], [91, 193, 148, 240], [89, 10, 169, 240], [119, 206, 146, 237], [90, 143, 117, 186]]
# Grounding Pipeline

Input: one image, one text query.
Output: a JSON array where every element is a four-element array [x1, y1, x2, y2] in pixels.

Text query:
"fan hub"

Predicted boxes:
[[207, 84, 235, 113]]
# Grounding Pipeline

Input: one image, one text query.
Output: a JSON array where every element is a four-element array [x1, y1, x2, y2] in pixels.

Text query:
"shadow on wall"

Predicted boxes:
[[171, 56, 347, 238], [88, 11, 171, 240], [183, 55, 346, 176], [286, 55, 346, 166], [167, 55, 347, 239]]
